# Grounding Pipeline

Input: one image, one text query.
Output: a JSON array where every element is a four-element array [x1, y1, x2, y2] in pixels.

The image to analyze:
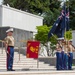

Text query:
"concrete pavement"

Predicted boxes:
[[0, 70, 75, 75]]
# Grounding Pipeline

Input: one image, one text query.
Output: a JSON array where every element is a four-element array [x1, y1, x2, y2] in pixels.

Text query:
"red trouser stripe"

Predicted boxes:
[[7, 46, 10, 69]]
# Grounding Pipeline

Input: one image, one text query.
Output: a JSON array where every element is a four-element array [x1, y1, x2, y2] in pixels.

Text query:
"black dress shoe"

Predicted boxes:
[[69, 69, 73, 70], [7, 69, 11, 71], [11, 69, 15, 71], [7, 69, 15, 71]]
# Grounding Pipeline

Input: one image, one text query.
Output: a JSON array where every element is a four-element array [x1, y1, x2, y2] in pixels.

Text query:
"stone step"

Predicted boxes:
[[0, 52, 19, 54], [0, 57, 39, 61], [0, 66, 51, 69], [0, 67, 55, 70], [0, 51, 22, 53], [0, 63, 47, 66], [0, 71, 75, 75], [0, 64, 51, 68], [0, 49, 52, 71], [0, 54, 24, 56], [0, 65, 51, 68], [0, 57, 6, 59], [0, 61, 47, 63], [0, 60, 44, 64], [0, 60, 39, 62], [0, 63, 50, 67], [0, 67, 51, 69], [0, 54, 6, 56], [0, 58, 38, 61]]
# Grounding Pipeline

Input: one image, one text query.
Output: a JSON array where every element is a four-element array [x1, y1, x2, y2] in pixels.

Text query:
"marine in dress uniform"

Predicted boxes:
[[67, 39, 75, 70], [56, 37, 64, 70], [62, 41, 68, 70], [4, 28, 15, 71]]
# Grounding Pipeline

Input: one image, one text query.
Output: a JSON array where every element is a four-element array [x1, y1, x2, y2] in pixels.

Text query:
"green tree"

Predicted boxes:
[[43, 0, 61, 26], [66, 0, 75, 30], [69, 0, 75, 30], [35, 25, 57, 44], [35, 25, 50, 44], [3, 0, 50, 15], [64, 30, 72, 40]]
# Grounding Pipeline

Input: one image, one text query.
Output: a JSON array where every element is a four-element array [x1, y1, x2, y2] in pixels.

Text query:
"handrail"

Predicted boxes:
[[0, 40, 4, 54], [1, 42, 3, 54], [18, 47, 21, 61], [17, 40, 27, 61]]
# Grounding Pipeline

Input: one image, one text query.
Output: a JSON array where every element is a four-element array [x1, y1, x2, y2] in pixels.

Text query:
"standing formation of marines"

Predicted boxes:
[[56, 37, 75, 70]]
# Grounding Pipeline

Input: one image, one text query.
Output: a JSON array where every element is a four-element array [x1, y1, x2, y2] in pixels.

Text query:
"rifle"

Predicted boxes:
[[51, 33, 63, 48], [71, 44, 75, 49]]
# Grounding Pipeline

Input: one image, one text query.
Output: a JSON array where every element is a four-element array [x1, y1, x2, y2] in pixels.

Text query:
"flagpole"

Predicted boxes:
[[65, 0, 66, 40], [64, 0, 70, 42], [63, 0, 66, 40], [68, 0, 69, 40]]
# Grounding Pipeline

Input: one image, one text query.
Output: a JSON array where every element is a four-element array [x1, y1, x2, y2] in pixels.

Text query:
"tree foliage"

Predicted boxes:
[[35, 25, 57, 44], [35, 25, 50, 44], [69, 0, 75, 30], [64, 30, 72, 40]]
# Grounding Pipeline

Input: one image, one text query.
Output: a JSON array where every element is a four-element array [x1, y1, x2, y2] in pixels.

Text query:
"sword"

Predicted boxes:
[[5, 46, 19, 63], [0, 40, 19, 63], [0, 40, 4, 42]]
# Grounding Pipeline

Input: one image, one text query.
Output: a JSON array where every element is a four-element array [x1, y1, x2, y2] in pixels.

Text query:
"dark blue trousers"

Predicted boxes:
[[61, 51, 64, 69], [63, 53, 68, 70], [56, 52, 62, 70], [7, 46, 14, 70], [68, 53, 73, 70]]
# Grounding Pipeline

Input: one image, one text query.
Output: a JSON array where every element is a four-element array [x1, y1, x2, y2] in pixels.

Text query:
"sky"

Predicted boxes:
[[0, 0, 3, 5]]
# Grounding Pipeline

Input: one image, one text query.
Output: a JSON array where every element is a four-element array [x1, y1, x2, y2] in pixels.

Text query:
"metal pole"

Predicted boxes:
[[37, 59, 39, 68], [62, 0, 66, 39], [1, 41, 3, 54], [18, 47, 20, 61], [65, 1, 66, 39], [37, 46, 40, 69]]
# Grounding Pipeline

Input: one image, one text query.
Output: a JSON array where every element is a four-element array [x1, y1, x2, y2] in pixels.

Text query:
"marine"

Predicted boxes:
[[67, 39, 75, 70], [4, 28, 15, 71]]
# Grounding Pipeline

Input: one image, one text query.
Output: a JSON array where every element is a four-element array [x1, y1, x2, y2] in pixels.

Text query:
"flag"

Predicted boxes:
[[60, 5, 69, 37], [48, 4, 69, 40], [60, 4, 66, 37], [48, 18, 61, 39], [26, 40, 40, 58]]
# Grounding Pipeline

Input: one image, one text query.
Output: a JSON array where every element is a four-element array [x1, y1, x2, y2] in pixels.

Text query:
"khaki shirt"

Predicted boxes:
[[4, 36, 14, 46], [56, 43, 62, 49], [63, 45, 68, 53], [56, 43, 62, 52], [68, 45, 75, 53]]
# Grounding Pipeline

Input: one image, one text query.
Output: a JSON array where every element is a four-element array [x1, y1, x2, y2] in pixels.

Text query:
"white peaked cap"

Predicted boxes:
[[69, 39, 73, 42], [6, 28, 13, 33], [57, 37, 64, 40]]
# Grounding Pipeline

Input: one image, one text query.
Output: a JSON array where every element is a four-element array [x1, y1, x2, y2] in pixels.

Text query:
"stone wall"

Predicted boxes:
[[0, 27, 33, 47]]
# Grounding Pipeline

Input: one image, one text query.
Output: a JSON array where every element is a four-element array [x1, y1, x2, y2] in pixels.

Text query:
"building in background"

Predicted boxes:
[[72, 31, 75, 59], [0, 0, 3, 5], [0, 5, 43, 47]]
